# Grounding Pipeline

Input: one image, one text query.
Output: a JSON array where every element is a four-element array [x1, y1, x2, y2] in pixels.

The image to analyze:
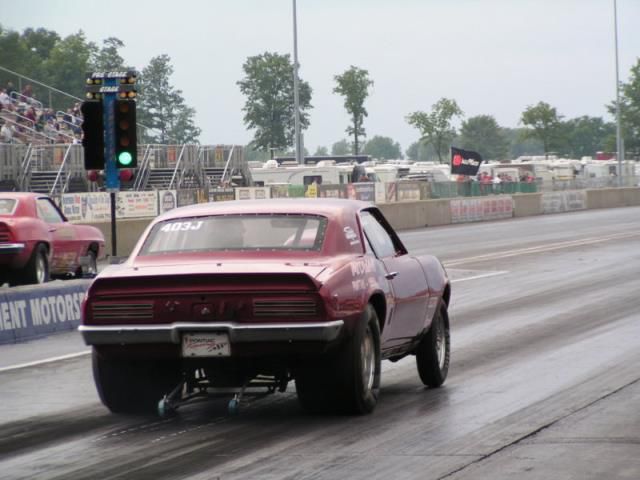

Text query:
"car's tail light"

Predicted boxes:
[[91, 302, 154, 321], [0, 222, 12, 243], [253, 299, 318, 318]]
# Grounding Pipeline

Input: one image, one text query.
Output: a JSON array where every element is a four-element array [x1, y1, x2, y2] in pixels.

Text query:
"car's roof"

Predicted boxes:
[[0, 192, 41, 200], [159, 198, 373, 221]]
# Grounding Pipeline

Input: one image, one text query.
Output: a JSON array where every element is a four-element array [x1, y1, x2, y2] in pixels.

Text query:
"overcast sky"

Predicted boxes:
[[3, 0, 639, 153]]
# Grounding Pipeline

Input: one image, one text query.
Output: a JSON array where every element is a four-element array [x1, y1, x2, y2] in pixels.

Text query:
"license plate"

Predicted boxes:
[[181, 332, 231, 357]]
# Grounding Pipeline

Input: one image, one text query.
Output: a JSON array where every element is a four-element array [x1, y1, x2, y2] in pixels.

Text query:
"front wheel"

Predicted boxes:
[[92, 349, 182, 414], [416, 305, 450, 388]]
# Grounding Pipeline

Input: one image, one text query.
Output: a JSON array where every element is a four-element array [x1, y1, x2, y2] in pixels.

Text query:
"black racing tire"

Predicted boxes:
[[92, 349, 182, 414], [416, 304, 450, 388], [20, 243, 49, 285], [76, 248, 97, 278], [296, 305, 381, 415]]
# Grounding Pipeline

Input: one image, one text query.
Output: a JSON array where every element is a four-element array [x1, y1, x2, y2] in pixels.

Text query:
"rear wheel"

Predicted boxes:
[[416, 305, 450, 387], [76, 248, 97, 278], [296, 305, 381, 415], [19, 243, 49, 285], [92, 349, 182, 414]]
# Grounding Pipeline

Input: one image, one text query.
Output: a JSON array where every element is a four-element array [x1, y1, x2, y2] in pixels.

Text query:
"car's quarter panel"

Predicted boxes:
[[416, 255, 450, 331]]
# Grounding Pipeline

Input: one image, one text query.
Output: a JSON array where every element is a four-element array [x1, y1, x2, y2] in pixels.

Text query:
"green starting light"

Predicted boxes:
[[117, 151, 133, 166]]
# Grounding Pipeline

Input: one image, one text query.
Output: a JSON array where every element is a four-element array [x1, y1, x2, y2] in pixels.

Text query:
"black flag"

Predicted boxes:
[[451, 147, 483, 176]]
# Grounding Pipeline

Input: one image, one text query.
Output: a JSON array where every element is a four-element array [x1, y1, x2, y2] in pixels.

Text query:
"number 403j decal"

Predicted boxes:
[[160, 221, 204, 233]]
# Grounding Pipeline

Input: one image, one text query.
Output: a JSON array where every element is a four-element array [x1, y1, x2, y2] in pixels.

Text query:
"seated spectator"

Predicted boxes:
[[21, 84, 34, 99], [6, 81, 16, 97], [1, 121, 15, 143], [24, 106, 37, 125], [0, 89, 11, 108], [63, 108, 73, 124]]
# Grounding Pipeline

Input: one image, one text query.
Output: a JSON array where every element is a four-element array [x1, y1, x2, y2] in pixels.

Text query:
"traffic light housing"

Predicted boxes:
[[80, 101, 105, 170], [114, 99, 137, 168]]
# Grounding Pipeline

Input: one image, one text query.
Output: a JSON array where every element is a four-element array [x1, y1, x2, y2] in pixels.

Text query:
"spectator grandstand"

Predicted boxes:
[[0, 82, 80, 145]]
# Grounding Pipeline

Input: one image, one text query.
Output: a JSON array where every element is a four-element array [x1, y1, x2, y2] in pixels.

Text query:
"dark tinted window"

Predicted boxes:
[[360, 211, 396, 258]]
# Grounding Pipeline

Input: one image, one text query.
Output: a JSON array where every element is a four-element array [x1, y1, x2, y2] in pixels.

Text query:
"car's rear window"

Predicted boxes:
[[0, 199, 17, 215], [140, 214, 328, 255]]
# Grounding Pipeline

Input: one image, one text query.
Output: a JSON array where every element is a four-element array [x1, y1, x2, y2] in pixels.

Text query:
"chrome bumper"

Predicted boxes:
[[0, 243, 25, 254], [79, 320, 344, 345]]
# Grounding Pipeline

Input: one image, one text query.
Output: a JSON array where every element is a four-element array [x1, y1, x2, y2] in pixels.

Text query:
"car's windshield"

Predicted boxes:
[[140, 214, 328, 255], [0, 199, 17, 215]]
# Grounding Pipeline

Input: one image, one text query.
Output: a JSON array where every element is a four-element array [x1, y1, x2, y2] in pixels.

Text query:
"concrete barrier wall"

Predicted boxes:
[[82, 218, 153, 257], [513, 193, 543, 217], [0, 280, 90, 344], [587, 187, 640, 209], [379, 199, 451, 230], [541, 191, 587, 214]]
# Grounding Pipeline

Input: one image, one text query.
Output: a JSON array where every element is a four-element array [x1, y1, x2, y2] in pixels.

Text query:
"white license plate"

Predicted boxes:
[[181, 332, 231, 357]]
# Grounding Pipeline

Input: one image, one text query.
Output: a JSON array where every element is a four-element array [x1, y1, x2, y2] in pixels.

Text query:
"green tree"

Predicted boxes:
[[237, 52, 312, 156], [331, 139, 352, 155], [520, 101, 565, 157], [91, 37, 127, 72], [363, 135, 402, 160], [458, 115, 509, 160], [608, 58, 640, 154], [137, 54, 201, 144], [244, 143, 271, 162], [0, 26, 41, 84], [406, 98, 463, 163], [42, 31, 96, 109], [406, 141, 420, 161], [314, 145, 329, 155], [333, 66, 374, 155], [563, 116, 615, 158], [22, 27, 60, 62]]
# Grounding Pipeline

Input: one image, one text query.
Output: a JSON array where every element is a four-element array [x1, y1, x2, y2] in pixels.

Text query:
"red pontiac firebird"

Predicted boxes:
[[80, 199, 451, 415], [0, 192, 105, 286]]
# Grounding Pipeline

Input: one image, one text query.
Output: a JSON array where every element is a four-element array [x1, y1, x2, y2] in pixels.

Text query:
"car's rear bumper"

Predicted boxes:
[[79, 320, 344, 346]]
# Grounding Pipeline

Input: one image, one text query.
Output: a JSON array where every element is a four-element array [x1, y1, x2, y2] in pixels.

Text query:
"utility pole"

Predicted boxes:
[[292, 0, 303, 164], [614, 0, 624, 186]]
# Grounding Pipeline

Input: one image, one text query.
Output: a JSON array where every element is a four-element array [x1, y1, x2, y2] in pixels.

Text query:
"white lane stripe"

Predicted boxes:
[[444, 231, 639, 267], [451, 270, 508, 283], [0, 350, 91, 373]]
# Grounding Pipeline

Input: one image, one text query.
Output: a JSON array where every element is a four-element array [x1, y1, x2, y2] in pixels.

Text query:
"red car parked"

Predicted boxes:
[[0, 192, 105, 286], [80, 199, 451, 415]]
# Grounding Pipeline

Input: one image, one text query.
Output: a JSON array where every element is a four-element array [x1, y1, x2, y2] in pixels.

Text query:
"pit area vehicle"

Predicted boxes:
[[79, 199, 451, 415], [0, 192, 105, 286]]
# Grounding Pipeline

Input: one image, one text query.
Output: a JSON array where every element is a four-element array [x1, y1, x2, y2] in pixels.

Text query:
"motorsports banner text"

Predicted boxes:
[[0, 280, 91, 344]]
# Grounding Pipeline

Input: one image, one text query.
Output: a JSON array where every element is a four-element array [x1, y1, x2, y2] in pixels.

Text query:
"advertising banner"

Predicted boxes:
[[210, 188, 235, 202], [318, 184, 348, 199], [158, 190, 177, 215], [116, 191, 158, 218], [353, 183, 375, 202], [397, 182, 422, 202], [450, 196, 513, 223], [60, 192, 111, 222], [270, 185, 290, 198], [235, 187, 271, 201], [542, 191, 586, 214], [0, 280, 90, 344]]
